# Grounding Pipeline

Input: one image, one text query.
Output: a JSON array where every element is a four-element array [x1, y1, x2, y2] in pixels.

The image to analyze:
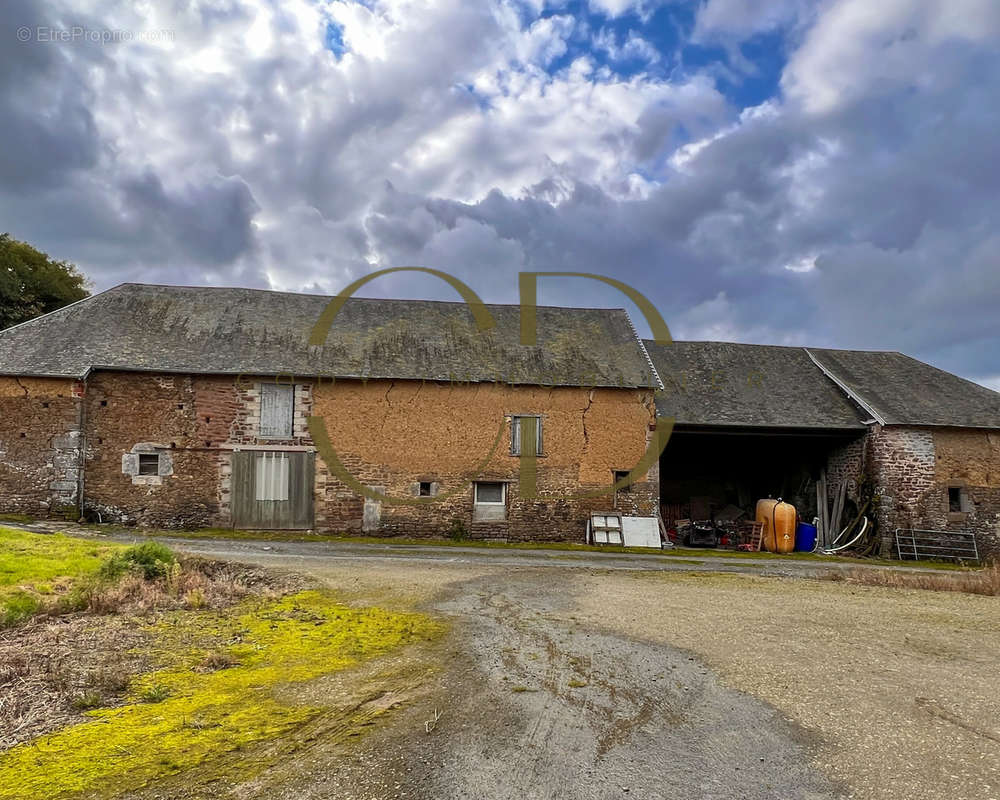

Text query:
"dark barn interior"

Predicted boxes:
[[642, 340, 871, 543], [658, 427, 863, 528]]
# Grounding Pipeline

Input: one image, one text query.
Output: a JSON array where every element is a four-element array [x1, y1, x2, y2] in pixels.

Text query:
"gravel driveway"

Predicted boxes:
[[99, 535, 997, 800]]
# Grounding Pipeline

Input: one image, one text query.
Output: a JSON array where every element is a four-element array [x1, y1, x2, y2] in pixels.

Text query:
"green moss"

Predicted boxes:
[[0, 590, 440, 800]]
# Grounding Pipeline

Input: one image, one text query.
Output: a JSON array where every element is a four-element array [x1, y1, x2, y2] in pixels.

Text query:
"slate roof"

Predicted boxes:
[[644, 340, 1000, 430], [643, 341, 868, 430], [807, 348, 1000, 428], [0, 283, 658, 388]]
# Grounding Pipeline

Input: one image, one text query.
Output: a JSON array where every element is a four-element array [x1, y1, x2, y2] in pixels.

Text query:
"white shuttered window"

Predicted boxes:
[[260, 384, 294, 438], [255, 452, 290, 501]]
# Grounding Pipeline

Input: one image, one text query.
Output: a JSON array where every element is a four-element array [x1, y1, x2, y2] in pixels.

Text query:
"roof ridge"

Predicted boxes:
[[803, 348, 887, 426], [110, 283, 629, 313], [624, 313, 663, 390]]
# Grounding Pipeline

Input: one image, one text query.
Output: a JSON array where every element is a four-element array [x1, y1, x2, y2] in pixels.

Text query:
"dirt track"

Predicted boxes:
[[106, 540, 998, 800]]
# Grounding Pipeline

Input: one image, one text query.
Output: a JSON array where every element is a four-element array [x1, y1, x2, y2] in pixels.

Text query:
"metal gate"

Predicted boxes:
[[894, 528, 980, 563], [231, 451, 315, 530]]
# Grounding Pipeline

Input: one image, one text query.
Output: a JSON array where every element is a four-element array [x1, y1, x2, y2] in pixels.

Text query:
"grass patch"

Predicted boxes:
[[0, 530, 285, 629], [0, 590, 441, 800], [0, 591, 40, 627], [823, 563, 1000, 596], [0, 527, 121, 601], [139, 683, 171, 704], [118, 528, 973, 570]]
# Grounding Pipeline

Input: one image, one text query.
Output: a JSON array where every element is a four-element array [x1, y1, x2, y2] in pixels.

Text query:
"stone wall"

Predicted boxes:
[[83, 373, 222, 528], [0, 376, 83, 516], [824, 435, 866, 505], [14, 370, 656, 541], [858, 425, 1000, 559], [309, 380, 658, 541]]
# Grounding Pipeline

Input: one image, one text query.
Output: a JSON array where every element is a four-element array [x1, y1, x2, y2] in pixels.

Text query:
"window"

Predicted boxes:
[[614, 470, 632, 493], [138, 453, 160, 476], [948, 486, 970, 513], [511, 415, 543, 456], [475, 482, 505, 504], [260, 383, 294, 439], [419, 481, 433, 497], [474, 481, 506, 522], [255, 453, 290, 501]]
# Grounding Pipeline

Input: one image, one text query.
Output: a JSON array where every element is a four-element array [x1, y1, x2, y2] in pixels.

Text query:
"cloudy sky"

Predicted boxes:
[[3, 0, 999, 387]]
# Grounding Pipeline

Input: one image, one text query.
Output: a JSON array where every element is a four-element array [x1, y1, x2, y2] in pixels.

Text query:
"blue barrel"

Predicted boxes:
[[795, 522, 817, 552]]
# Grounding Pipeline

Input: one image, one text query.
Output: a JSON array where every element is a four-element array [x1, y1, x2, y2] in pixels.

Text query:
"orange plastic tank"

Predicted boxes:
[[755, 498, 778, 551], [757, 498, 797, 553]]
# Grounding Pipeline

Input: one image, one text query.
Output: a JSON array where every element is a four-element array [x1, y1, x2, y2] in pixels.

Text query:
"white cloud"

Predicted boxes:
[[783, 0, 1000, 113], [693, 0, 811, 42], [3, 0, 1000, 387], [587, 0, 666, 20]]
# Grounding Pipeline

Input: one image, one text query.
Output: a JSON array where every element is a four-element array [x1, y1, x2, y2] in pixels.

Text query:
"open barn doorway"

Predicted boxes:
[[659, 428, 863, 547]]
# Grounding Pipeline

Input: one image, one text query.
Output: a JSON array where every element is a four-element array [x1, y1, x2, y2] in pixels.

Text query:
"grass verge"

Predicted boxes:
[[0, 526, 124, 625], [95, 526, 975, 570], [823, 562, 1000, 595]]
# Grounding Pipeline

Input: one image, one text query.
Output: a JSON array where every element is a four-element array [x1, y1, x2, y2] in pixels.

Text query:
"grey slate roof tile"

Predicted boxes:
[[0, 283, 658, 389], [643, 340, 867, 430], [807, 348, 1000, 428]]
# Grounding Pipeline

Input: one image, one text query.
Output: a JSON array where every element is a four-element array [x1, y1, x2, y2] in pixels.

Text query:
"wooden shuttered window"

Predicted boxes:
[[260, 384, 294, 439], [510, 415, 543, 456]]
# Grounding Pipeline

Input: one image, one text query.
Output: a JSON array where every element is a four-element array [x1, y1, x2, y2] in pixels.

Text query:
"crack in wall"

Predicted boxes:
[[379, 381, 396, 434], [581, 389, 594, 450], [13, 377, 29, 397]]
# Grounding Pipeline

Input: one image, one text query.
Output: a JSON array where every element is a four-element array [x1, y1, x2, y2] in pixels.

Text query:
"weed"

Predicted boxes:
[[184, 588, 206, 609], [1, 591, 41, 627], [511, 685, 536, 693], [100, 542, 176, 581], [71, 691, 105, 711], [198, 651, 236, 671], [447, 518, 469, 542], [87, 666, 132, 695], [566, 679, 588, 688], [139, 683, 170, 703]]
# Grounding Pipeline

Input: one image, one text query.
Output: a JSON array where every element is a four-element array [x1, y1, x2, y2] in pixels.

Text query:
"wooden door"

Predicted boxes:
[[231, 451, 315, 529]]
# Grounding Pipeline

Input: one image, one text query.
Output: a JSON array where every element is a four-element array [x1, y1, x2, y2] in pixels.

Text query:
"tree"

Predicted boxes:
[[0, 234, 89, 330]]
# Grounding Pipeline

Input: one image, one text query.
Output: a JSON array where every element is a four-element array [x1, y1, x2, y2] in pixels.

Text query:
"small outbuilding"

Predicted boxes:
[[645, 340, 1000, 559]]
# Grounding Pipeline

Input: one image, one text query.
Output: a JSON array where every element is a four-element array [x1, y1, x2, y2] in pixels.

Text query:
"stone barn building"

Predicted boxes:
[[645, 341, 1000, 559], [0, 283, 661, 541]]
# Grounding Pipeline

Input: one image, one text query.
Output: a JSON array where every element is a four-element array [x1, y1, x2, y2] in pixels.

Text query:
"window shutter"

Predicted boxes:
[[511, 416, 541, 456], [260, 384, 294, 438]]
